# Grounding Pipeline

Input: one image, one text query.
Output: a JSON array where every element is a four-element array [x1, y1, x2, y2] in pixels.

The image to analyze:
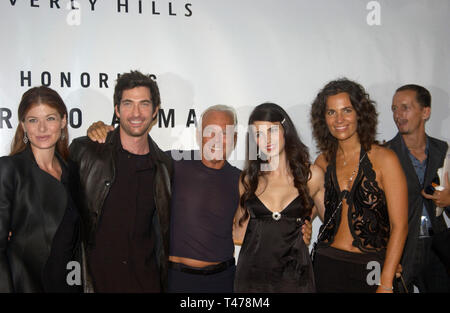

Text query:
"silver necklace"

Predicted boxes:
[[344, 153, 366, 190], [342, 149, 357, 167]]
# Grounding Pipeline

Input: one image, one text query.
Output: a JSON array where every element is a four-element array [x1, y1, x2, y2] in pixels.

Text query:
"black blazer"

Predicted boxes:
[[0, 146, 82, 292], [386, 133, 448, 286]]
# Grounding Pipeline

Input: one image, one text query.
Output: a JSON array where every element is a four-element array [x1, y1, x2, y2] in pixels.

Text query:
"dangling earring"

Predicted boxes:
[[23, 132, 29, 144], [61, 130, 66, 140]]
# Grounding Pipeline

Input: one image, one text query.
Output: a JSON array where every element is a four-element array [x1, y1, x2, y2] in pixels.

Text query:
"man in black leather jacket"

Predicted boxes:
[[70, 71, 172, 292]]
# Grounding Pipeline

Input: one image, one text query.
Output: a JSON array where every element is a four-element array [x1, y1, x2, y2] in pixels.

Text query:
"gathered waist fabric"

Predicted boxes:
[[316, 243, 385, 265]]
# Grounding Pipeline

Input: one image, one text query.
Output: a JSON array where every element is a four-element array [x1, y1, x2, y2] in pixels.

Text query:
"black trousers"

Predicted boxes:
[[168, 260, 235, 293], [408, 237, 450, 293], [313, 245, 384, 293]]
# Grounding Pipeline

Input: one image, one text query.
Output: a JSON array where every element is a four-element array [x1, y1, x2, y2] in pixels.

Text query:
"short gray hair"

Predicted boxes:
[[199, 104, 238, 128]]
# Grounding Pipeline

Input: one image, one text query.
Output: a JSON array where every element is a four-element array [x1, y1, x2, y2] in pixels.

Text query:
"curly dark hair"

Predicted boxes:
[[239, 103, 312, 225], [310, 78, 378, 161]]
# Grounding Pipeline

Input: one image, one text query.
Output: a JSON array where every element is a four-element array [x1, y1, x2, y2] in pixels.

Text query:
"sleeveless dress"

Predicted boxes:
[[234, 195, 316, 292]]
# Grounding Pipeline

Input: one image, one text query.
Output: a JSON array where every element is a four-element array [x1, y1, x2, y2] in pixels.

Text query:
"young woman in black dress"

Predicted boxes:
[[233, 103, 325, 292]]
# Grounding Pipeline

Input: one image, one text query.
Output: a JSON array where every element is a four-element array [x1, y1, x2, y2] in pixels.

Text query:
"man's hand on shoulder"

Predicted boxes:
[[302, 219, 312, 245], [87, 121, 114, 143]]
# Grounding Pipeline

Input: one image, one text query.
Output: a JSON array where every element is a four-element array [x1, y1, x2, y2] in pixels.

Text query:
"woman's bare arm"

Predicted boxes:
[[233, 175, 249, 245], [376, 147, 408, 293]]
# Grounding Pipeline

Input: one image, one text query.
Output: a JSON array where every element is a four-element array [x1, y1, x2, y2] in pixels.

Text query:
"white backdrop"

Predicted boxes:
[[1, 0, 449, 249]]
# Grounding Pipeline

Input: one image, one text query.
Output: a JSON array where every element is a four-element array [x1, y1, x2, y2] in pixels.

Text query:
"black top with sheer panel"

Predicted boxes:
[[320, 148, 390, 254]]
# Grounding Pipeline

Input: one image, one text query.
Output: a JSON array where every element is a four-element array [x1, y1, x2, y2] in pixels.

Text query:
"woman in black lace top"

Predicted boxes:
[[310, 79, 408, 293]]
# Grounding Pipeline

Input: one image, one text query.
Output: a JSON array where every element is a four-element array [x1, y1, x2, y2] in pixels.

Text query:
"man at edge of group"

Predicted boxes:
[[386, 84, 450, 293]]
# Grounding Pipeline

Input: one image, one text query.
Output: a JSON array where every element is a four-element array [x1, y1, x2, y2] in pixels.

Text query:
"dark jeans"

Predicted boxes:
[[168, 262, 235, 293], [409, 237, 450, 293]]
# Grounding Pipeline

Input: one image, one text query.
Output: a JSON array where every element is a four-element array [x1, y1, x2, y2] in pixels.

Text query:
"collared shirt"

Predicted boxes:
[[88, 139, 160, 292], [404, 138, 433, 237]]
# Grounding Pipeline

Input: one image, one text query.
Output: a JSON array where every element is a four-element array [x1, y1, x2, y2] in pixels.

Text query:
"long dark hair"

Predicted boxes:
[[310, 78, 378, 161], [239, 103, 312, 224], [10, 86, 69, 160]]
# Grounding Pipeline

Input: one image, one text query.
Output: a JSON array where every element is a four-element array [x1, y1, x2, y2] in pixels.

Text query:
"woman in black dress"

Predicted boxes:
[[233, 103, 324, 292], [0, 86, 82, 292]]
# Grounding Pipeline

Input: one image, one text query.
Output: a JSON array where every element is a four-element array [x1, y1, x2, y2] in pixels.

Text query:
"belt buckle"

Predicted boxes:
[[419, 215, 431, 237]]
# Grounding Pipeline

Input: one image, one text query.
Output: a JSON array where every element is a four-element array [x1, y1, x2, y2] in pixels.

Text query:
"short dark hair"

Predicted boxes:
[[395, 84, 431, 108], [113, 70, 161, 111], [310, 78, 378, 162]]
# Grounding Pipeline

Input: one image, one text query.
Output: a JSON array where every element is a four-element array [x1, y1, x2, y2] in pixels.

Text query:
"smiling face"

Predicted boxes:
[[115, 86, 158, 139], [21, 103, 67, 152], [252, 120, 285, 159], [325, 92, 359, 143], [391, 90, 430, 136], [200, 110, 236, 164]]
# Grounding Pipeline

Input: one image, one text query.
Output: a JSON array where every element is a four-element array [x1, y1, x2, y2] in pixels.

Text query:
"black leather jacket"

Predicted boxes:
[[69, 127, 173, 292]]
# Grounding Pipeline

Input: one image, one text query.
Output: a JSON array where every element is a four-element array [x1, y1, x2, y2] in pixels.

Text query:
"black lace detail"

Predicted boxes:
[[320, 149, 390, 252], [319, 165, 341, 244]]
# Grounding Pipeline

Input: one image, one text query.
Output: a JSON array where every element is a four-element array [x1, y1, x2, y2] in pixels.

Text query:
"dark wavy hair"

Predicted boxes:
[[114, 70, 160, 119], [239, 103, 312, 225], [10, 86, 69, 160], [310, 78, 378, 162]]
